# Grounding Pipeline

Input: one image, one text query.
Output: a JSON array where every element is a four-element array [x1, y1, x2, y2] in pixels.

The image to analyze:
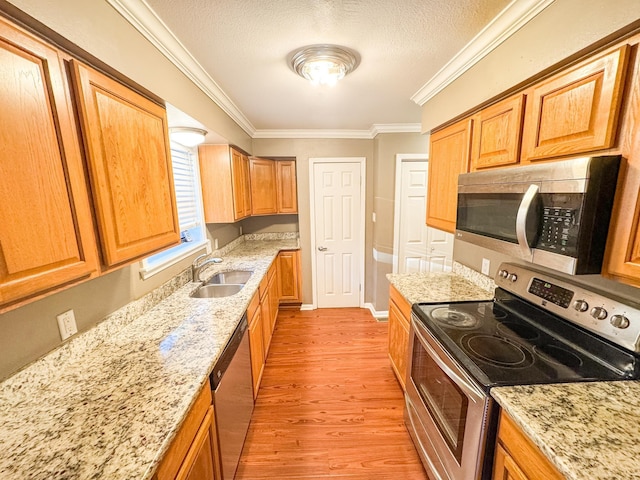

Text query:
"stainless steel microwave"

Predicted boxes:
[[455, 155, 621, 275]]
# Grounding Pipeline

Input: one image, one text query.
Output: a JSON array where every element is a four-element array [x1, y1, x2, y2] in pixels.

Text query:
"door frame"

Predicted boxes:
[[309, 157, 366, 310], [392, 153, 429, 274]]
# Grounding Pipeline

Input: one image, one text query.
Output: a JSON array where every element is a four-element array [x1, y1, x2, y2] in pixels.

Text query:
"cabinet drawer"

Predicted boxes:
[[389, 285, 412, 322]]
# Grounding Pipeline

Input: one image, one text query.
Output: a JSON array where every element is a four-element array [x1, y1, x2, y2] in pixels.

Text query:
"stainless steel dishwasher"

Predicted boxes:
[[210, 314, 254, 479]]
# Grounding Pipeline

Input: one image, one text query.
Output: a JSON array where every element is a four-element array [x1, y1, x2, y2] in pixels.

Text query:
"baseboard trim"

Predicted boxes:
[[364, 303, 389, 320], [300, 304, 315, 311]]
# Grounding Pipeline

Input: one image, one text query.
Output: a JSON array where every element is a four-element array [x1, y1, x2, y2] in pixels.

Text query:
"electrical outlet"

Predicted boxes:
[[239, 226, 243, 235], [214, 238, 219, 250], [372, 212, 376, 222], [481, 258, 491, 276], [57, 309, 78, 341]]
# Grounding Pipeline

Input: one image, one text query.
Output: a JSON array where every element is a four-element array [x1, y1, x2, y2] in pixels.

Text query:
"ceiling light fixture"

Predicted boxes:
[[169, 127, 207, 147], [289, 44, 360, 87]]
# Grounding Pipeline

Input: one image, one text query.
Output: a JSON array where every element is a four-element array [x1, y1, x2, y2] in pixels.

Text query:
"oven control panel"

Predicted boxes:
[[496, 263, 640, 354]]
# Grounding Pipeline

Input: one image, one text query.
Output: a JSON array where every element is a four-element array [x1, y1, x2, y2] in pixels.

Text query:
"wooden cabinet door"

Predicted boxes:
[[70, 61, 180, 268], [249, 158, 277, 215], [427, 118, 472, 233], [260, 288, 272, 355], [471, 94, 525, 170], [231, 147, 251, 220], [248, 305, 265, 399], [521, 45, 629, 162], [276, 160, 298, 213], [388, 299, 410, 390], [278, 250, 301, 303], [176, 407, 218, 480], [268, 264, 279, 333], [492, 445, 529, 480], [0, 19, 99, 310]]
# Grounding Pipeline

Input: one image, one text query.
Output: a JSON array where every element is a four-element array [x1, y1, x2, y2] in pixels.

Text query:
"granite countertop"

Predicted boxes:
[[386, 265, 494, 305], [492, 381, 640, 480], [0, 237, 298, 480]]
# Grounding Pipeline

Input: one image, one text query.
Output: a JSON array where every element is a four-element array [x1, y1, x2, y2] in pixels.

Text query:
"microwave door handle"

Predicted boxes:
[[515, 184, 540, 258], [412, 321, 484, 400]]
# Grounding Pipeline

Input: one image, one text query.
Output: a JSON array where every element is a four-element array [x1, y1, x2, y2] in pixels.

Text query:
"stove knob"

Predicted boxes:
[[590, 306, 608, 320], [610, 315, 630, 329], [508, 273, 518, 282], [572, 300, 589, 312], [498, 269, 509, 279]]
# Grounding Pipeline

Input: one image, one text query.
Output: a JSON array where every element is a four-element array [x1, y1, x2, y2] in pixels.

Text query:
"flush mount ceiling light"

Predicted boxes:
[[289, 44, 360, 86], [169, 127, 207, 147]]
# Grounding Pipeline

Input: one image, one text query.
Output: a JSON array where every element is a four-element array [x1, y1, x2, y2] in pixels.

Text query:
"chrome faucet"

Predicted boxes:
[[192, 253, 223, 282]]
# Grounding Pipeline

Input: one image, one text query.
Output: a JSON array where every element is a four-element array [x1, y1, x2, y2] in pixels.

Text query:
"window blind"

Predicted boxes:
[[171, 147, 199, 231]]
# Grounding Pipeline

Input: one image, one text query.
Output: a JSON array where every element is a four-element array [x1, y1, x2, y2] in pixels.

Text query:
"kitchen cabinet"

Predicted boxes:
[[278, 250, 302, 306], [71, 60, 180, 269], [249, 157, 278, 215], [388, 285, 412, 390], [0, 18, 100, 310], [492, 410, 563, 480], [155, 382, 221, 480], [247, 291, 265, 399], [427, 118, 472, 233], [521, 45, 629, 163], [199, 145, 251, 223], [260, 261, 279, 355], [276, 160, 298, 214], [471, 94, 525, 170]]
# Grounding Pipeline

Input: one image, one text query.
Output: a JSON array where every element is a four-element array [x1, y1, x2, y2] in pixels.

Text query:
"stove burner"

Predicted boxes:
[[533, 345, 583, 369], [462, 334, 533, 368], [491, 305, 508, 320], [430, 307, 478, 329], [496, 322, 540, 341]]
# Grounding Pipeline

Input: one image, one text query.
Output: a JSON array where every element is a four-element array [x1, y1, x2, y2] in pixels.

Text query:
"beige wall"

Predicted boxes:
[[421, 0, 640, 131], [252, 138, 375, 306], [372, 133, 429, 312]]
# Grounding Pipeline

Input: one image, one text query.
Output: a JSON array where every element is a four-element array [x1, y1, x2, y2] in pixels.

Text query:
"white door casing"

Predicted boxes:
[[310, 158, 365, 309], [393, 155, 453, 274]]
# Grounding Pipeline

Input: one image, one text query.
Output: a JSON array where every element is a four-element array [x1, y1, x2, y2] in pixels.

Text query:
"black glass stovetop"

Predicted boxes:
[[412, 288, 640, 391]]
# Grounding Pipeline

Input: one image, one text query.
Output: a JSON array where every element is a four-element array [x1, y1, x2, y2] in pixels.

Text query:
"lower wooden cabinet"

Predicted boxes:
[[388, 285, 412, 390], [155, 382, 221, 480], [278, 250, 302, 306], [493, 411, 563, 480], [247, 292, 265, 399]]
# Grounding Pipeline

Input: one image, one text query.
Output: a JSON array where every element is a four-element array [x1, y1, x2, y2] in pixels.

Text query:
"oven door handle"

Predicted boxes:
[[412, 320, 485, 400], [515, 184, 540, 258]]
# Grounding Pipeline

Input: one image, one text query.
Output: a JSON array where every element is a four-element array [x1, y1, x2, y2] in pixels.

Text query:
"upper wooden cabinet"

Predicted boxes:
[[276, 160, 298, 214], [0, 18, 99, 310], [199, 145, 251, 223], [249, 157, 278, 215], [70, 61, 180, 268], [471, 94, 525, 170], [427, 118, 472, 233], [521, 45, 629, 162]]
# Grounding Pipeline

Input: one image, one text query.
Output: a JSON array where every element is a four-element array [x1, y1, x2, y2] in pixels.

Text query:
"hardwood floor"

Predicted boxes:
[[236, 308, 428, 480]]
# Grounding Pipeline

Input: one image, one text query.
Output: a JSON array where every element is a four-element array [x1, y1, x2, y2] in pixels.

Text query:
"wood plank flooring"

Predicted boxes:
[[236, 308, 428, 480]]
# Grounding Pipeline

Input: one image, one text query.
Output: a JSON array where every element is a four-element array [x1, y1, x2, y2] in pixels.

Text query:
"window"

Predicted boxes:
[[140, 143, 208, 278]]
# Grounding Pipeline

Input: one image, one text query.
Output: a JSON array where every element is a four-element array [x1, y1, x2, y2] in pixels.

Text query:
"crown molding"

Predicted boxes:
[[106, 0, 257, 137], [411, 0, 555, 106], [253, 123, 422, 139]]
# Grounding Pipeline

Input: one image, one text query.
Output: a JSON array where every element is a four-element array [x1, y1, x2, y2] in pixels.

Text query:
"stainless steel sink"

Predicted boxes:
[[205, 270, 253, 285], [191, 283, 244, 298]]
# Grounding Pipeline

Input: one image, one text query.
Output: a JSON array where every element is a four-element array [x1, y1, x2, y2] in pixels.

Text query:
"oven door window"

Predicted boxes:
[[411, 339, 468, 463]]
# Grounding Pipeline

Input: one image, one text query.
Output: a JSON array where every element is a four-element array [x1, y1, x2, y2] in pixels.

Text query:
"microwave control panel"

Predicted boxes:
[[537, 204, 580, 256]]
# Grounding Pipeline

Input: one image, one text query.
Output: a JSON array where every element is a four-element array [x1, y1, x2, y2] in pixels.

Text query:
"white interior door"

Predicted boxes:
[[313, 162, 362, 308], [397, 160, 453, 273]]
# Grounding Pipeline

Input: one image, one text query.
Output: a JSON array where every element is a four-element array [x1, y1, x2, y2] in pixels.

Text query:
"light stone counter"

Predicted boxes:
[[386, 263, 494, 305], [492, 382, 640, 480], [0, 236, 298, 480]]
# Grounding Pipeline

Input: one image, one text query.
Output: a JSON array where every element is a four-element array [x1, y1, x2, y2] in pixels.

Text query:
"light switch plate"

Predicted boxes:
[[481, 258, 491, 276], [57, 309, 78, 341]]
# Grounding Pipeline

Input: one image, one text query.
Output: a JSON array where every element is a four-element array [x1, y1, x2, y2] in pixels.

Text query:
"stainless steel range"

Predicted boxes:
[[404, 262, 640, 480]]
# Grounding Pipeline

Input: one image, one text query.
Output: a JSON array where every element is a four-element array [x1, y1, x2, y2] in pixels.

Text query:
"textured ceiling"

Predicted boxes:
[[144, 0, 511, 131]]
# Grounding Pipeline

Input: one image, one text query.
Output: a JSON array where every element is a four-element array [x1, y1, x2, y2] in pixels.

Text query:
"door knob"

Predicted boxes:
[[317, 246, 328, 251]]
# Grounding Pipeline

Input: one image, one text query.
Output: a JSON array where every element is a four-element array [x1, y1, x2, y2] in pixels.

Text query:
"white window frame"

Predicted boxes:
[[139, 143, 209, 279]]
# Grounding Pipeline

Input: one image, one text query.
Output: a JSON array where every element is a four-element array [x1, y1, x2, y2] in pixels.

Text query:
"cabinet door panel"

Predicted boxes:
[[71, 61, 179, 267], [521, 45, 629, 162], [427, 118, 472, 233], [388, 299, 409, 390], [471, 94, 525, 170], [0, 20, 98, 308], [249, 307, 265, 398], [249, 158, 277, 215], [492, 444, 528, 480], [276, 161, 298, 213], [278, 250, 301, 302]]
